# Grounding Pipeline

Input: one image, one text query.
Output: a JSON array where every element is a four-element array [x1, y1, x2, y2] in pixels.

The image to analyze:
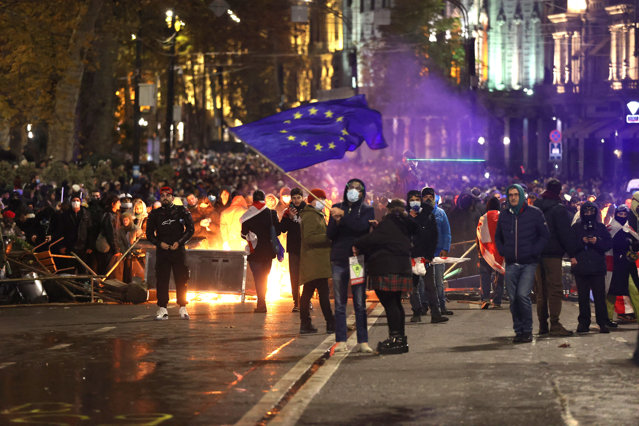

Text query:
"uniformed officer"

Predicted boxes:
[[146, 186, 194, 320]]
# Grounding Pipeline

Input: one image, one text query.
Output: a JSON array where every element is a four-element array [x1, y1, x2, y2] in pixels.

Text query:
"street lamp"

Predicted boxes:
[[163, 9, 184, 164]]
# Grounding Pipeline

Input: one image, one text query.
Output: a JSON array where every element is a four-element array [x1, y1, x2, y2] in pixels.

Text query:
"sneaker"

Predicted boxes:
[[576, 324, 590, 334], [513, 333, 533, 343], [155, 307, 168, 321], [549, 324, 573, 337], [410, 314, 421, 323], [481, 301, 490, 310], [431, 316, 449, 323], [179, 306, 190, 320], [334, 342, 348, 352], [292, 305, 300, 313], [300, 325, 318, 334], [355, 342, 374, 353]]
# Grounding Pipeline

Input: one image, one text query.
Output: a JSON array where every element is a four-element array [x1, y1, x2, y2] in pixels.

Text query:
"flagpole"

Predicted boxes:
[[229, 130, 325, 205]]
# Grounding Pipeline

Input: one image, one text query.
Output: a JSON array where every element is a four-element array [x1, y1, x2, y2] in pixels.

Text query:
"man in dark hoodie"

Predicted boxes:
[[569, 201, 612, 333], [533, 178, 576, 336], [496, 183, 550, 343], [327, 178, 375, 353], [406, 189, 448, 323]]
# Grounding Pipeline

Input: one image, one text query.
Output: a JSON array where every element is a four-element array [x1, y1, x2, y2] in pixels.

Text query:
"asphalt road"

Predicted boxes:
[[0, 297, 637, 425]]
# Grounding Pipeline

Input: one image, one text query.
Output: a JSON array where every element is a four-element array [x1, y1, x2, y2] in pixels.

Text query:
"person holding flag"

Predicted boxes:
[[477, 196, 505, 309]]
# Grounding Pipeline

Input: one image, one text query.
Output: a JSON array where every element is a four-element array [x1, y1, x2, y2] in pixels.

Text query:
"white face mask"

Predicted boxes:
[[122, 202, 132, 209], [409, 200, 421, 210], [346, 188, 360, 203], [314, 200, 324, 211], [71, 201, 81, 209]]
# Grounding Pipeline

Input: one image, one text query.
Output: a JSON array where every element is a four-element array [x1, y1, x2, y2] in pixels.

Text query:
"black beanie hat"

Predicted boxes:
[[421, 187, 435, 197], [486, 196, 501, 211], [546, 178, 562, 196]]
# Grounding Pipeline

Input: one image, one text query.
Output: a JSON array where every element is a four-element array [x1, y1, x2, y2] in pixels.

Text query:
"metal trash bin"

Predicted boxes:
[[145, 249, 248, 301]]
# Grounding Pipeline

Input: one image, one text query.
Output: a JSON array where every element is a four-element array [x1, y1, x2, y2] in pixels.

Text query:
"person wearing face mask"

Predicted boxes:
[[406, 190, 447, 323], [146, 186, 194, 320], [277, 187, 292, 219], [421, 187, 454, 316], [606, 205, 639, 325], [118, 194, 133, 213], [327, 178, 376, 353], [569, 202, 613, 333], [279, 187, 306, 312], [298, 189, 335, 334], [53, 196, 91, 270]]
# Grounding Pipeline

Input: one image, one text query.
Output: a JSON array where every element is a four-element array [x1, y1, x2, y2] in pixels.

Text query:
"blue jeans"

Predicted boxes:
[[505, 263, 537, 334], [433, 263, 447, 311], [480, 257, 504, 305], [409, 275, 427, 314], [332, 261, 368, 343]]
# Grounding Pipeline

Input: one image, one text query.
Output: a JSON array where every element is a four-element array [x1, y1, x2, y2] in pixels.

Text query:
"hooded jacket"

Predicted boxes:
[[534, 190, 577, 258], [495, 184, 550, 264], [406, 199, 438, 260], [326, 178, 375, 262], [279, 201, 307, 255], [570, 201, 612, 276]]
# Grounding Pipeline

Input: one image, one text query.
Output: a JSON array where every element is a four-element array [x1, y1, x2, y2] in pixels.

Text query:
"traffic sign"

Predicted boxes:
[[549, 142, 562, 161], [549, 129, 562, 142]]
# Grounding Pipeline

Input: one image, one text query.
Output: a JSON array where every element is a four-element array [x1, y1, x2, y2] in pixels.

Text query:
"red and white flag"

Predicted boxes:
[[477, 211, 505, 275]]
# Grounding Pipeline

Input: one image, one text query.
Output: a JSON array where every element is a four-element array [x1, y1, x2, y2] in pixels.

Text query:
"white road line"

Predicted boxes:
[[132, 315, 148, 320], [551, 379, 579, 426], [92, 326, 116, 333], [49, 344, 72, 350], [0, 362, 16, 370], [234, 303, 384, 426]]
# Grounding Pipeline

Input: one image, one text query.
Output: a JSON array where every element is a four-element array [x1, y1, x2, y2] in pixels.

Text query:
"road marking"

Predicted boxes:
[[234, 303, 384, 426], [132, 315, 148, 320], [612, 337, 627, 343], [0, 362, 16, 370], [551, 379, 579, 426], [92, 326, 116, 333], [49, 344, 71, 350]]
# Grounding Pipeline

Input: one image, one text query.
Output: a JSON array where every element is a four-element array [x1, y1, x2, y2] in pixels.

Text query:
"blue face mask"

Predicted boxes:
[[346, 188, 360, 203]]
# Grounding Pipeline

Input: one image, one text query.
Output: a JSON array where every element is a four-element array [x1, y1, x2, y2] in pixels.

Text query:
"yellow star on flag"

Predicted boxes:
[[284, 120, 291, 124], [294, 112, 303, 119], [300, 140, 309, 147], [287, 135, 296, 141], [341, 129, 349, 136], [336, 116, 344, 122], [325, 110, 334, 118], [280, 130, 288, 133], [314, 143, 323, 151], [340, 137, 345, 141], [328, 142, 336, 149], [309, 107, 318, 115]]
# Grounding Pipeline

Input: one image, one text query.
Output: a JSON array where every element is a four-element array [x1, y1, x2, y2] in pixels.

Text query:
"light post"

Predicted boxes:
[[133, 30, 142, 167], [163, 10, 184, 164]]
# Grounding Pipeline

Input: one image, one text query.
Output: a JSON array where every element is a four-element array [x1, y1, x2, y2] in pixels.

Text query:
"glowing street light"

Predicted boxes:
[[484, 171, 490, 179], [503, 136, 510, 146], [477, 136, 485, 145]]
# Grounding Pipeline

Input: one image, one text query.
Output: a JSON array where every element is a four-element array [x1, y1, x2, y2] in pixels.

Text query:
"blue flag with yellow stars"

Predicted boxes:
[[231, 95, 386, 172]]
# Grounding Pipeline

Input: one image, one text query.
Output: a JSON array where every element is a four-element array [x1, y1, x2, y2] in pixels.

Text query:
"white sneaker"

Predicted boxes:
[[155, 307, 168, 321], [355, 342, 374, 353], [179, 306, 190, 320], [334, 342, 348, 352]]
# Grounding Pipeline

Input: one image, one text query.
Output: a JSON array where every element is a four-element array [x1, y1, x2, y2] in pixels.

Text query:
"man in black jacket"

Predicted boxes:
[[241, 190, 281, 313], [533, 179, 576, 336], [54, 195, 91, 270], [496, 184, 550, 343], [279, 187, 305, 312], [146, 186, 194, 320], [406, 190, 447, 323]]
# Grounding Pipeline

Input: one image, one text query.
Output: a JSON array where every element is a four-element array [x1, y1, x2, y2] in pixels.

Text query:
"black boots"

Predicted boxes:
[[377, 335, 409, 354]]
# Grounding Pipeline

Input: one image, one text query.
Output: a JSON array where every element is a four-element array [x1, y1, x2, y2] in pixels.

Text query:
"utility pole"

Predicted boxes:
[[164, 12, 176, 164], [133, 27, 142, 167]]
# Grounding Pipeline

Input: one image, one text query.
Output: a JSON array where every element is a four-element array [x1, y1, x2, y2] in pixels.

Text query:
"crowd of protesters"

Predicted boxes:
[[0, 148, 638, 361]]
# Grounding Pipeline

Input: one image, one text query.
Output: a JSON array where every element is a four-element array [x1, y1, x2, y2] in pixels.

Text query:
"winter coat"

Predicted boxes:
[[299, 205, 332, 285], [433, 206, 451, 255], [410, 202, 438, 260], [570, 220, 612, 276], [279, 201, 306, 255], [534, 193, 576, 258], [241, 206, 280, 263], [354, 211, 415, 277], [146, 204, 194, 249], [495, 202, 550, 265], [327, 179, 375, 262], [101, 210, 122, 254], [55, 207, 91, 253], [608, 224, 639, 296]]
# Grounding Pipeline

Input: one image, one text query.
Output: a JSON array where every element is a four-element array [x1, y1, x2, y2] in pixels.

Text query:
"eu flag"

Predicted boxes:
[[230, 95, 386, 172]]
